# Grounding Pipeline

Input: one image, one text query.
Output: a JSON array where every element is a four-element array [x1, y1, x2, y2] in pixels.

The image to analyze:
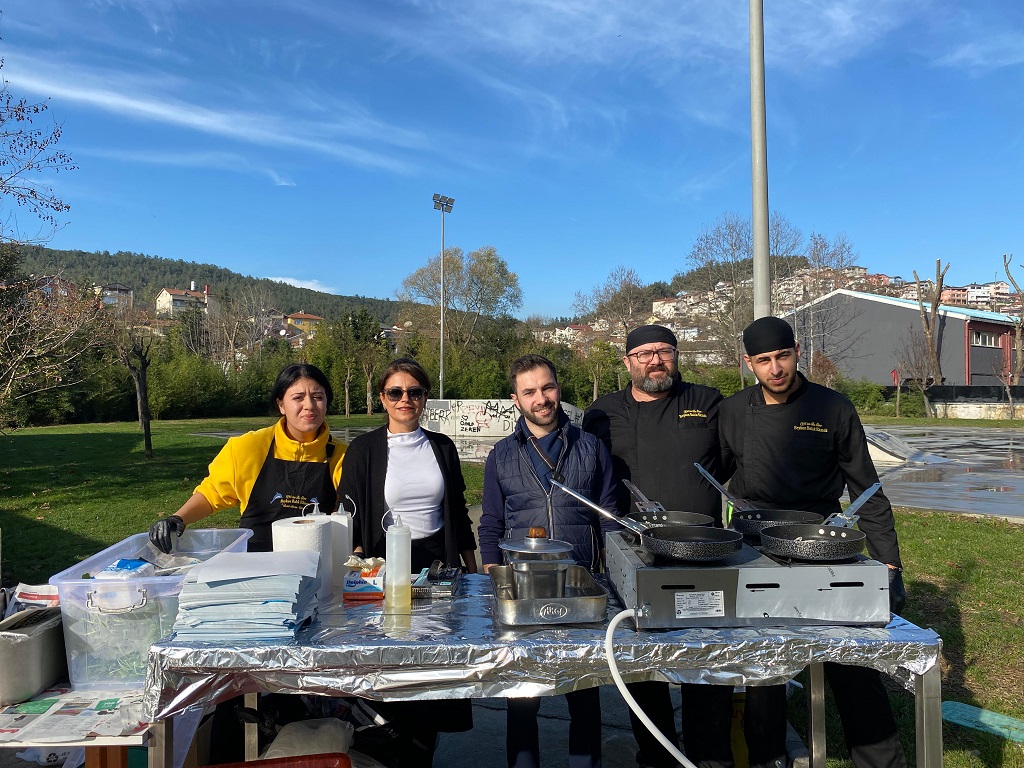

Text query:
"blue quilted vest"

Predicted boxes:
[[491, 422, 601, 570]]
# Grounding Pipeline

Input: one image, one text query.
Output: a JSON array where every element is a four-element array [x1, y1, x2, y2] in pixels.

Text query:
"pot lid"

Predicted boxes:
[[498, 526, 573, 556]]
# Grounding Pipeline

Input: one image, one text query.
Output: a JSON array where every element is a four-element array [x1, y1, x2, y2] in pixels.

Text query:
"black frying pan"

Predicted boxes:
[[549, 479, 741, 563], [758, 523, 866, 561], [642, 525, 743, 562], [757, 483, 881, 561], [625, 509, 714, 529], [730, 509, 824, 537]]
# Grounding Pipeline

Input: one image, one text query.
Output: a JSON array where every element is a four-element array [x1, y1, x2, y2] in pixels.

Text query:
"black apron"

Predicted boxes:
[[240, 438, 338, 552]]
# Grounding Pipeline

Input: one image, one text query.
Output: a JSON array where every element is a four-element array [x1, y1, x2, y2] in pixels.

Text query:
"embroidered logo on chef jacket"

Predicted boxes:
[[793, 421, 828, 433], [679, 409, 707, 420]]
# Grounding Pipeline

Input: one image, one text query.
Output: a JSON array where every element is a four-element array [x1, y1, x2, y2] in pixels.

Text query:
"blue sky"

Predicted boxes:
[[3, 1, 1022, 318]]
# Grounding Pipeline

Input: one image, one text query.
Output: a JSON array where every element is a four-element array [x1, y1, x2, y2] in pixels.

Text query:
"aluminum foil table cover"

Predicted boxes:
[[142, 575, 941, 722]]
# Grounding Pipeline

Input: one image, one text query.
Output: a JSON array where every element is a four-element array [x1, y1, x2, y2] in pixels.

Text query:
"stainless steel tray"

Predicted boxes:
[[490, 565, 607, 626]]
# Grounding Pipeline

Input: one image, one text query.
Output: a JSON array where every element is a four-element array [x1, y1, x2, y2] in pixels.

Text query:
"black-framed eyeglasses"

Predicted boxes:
[[626, 347, 677, 364], [383, 386, 428, 403]]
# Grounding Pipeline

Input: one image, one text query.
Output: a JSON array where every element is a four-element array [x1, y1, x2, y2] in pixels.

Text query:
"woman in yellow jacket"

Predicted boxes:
[[149, 363, 345, 553]]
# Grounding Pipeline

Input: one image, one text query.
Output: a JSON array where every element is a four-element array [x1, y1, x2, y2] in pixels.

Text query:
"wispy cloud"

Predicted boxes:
[[266, 277, 336, 293], [934, 32, 1024, 72], [3, 51, 421, 174], [79, 148, 296, 186]]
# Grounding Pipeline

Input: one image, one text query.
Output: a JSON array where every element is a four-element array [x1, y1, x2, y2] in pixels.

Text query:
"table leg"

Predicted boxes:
[[244, 692, 259, 761], [807, 663, 827, 768], [915, 665, 943, 768], [147, 718, 173, 768], [85, 746, 127, 768]]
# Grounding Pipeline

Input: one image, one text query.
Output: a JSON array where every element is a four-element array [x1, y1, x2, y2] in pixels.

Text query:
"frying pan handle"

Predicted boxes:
[[549, 478, 647, 536], [826, 481, 882, 527], [692, 463, 755, 512], [622, 479, 665, 514]]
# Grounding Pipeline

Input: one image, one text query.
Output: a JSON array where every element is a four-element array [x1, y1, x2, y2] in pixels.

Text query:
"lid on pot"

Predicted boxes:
[[498, 526, 574, 557]]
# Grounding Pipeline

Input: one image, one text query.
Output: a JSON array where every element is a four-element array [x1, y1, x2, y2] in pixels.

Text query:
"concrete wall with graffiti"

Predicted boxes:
[[422, 399, 583, 437]]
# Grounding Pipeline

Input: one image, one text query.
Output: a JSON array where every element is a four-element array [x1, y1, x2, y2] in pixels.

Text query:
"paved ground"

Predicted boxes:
[[875, 425, 1024, 519]]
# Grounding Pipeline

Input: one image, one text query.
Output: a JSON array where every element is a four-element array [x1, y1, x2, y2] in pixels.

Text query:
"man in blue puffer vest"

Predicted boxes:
[[480, 353, 617, 768]]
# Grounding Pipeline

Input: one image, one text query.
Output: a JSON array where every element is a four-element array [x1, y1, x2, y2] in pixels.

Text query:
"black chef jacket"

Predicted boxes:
[[583, 380, 724, 524], [718, 373, 901, 567]]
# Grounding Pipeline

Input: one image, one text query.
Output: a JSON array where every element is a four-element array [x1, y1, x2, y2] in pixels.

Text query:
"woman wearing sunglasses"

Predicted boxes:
[[339, 358, 477, 765], [342, 357, 478, 573]]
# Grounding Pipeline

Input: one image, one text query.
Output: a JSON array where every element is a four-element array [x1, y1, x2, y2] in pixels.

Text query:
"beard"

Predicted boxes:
[[522, 401, 559, 429], [758, 370, 798, 397], [631, 364, 676, 394]]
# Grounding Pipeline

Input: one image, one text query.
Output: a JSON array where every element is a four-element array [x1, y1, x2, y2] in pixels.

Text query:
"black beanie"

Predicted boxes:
[[626, 324, 677, 352], [742, 317, 796, 356]]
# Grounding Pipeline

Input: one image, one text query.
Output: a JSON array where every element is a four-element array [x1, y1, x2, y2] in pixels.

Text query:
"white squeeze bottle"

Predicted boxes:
[[385, 515, 411, 612]]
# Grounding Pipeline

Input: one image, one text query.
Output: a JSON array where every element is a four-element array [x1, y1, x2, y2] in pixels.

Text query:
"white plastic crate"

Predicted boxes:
[[48, 528, 251, 687]]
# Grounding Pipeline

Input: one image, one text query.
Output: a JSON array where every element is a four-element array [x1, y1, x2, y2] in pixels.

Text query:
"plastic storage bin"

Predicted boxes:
[[48, 528, 252, 687]]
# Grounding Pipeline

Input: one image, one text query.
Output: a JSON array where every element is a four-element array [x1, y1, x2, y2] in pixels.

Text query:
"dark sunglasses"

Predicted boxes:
[[383, 386, 427, 403]]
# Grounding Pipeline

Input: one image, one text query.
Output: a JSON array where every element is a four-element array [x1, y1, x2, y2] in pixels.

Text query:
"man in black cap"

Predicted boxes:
[[714, 316, 908, 768], [583, 324, 731, 768]]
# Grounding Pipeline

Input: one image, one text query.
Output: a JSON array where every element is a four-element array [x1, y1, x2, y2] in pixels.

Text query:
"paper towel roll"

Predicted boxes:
[[272, 517, 333, 603], [329, 513, 353, 590]]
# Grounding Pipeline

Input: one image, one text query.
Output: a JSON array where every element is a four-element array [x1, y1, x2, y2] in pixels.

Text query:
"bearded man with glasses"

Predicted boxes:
[[583, 325, 731, 768]]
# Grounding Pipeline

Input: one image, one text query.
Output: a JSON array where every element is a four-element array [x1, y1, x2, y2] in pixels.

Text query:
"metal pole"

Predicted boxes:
[[750, 0, 771, 319], [439, 208, 445, 400]]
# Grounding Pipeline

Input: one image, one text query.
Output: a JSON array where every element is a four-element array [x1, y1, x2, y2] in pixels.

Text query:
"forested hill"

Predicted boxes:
[[17, 245, 400, 323]]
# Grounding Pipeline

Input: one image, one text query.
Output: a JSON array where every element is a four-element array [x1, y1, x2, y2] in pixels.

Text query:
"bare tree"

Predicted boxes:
[[682, 212, 753, 384], [103, 306, 157, 458], [894, 326, 939, 418], [797, 232, 863, 381], [572, 266, 649, 336], [0, 55, 84, 422], [0, 273, 102, 422], [0, 62, 76, 243], [912, 259, 949, 386], [768, 211, 806, 313], [1001, 253, 1024, 386], [398, 245, 523, 354]]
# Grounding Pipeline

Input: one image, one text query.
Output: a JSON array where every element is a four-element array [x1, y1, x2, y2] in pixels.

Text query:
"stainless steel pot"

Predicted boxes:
[[509, 559, 574, 599]]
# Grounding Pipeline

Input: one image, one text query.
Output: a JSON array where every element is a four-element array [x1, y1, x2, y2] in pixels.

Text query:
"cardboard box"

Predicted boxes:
[[342, 565, 385, 600]]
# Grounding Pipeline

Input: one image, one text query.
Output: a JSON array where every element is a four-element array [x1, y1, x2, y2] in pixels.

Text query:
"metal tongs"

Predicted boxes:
[[622, 480, 666, 515]]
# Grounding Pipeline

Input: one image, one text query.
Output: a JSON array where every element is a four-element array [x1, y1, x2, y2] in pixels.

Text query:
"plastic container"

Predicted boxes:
[[384, 516, 411, 612], [48, 528, 252, 687]]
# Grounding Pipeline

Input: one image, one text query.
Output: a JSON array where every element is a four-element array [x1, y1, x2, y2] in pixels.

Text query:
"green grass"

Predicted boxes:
[[862, 416, 1024, 429], [1, 419, 1023, 766]]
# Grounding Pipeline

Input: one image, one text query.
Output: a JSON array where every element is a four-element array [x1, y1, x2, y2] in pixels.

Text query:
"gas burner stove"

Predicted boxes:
[[605, 531, 890, 630]]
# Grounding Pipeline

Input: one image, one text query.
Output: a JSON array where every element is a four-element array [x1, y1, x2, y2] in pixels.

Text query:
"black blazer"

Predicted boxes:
[[338, 425, 476, 567]]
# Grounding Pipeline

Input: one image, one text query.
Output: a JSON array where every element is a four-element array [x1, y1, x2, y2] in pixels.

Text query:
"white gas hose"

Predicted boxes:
[[604, 608, 699, 768]]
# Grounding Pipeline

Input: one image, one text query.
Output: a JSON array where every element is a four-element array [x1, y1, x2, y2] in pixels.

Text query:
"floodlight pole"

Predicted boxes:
[[750, 0, 771, 319], [432, 194, 455, 399]]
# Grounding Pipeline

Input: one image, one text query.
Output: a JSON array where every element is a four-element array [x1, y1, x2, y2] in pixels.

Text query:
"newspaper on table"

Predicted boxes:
[[0, 686, 145, 742]]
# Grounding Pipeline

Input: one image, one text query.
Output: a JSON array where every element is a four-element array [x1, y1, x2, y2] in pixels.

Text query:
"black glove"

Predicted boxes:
[[149, 515, 186, 554], [888, 567, 907, 616]]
